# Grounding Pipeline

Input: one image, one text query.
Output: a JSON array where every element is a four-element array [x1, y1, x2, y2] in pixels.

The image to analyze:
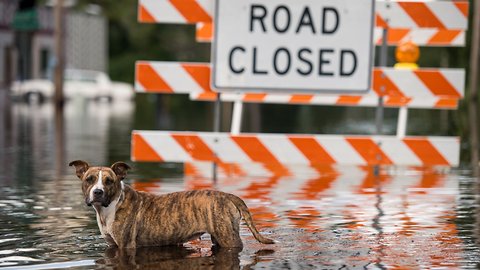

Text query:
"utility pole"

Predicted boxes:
[[469, 0, 480, 177], [54, 0, 65, 174], [54, 0, 64, 108]]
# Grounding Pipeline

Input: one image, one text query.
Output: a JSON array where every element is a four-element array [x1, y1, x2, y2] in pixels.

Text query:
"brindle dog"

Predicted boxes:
[[69, 160, 274, 249]]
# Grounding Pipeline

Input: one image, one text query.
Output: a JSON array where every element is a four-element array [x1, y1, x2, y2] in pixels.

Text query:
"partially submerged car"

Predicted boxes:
[[10, 69, 134, 102]]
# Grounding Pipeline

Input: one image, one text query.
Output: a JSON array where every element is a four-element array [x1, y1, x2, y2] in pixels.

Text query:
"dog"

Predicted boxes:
[[69, 160, 274, 249]]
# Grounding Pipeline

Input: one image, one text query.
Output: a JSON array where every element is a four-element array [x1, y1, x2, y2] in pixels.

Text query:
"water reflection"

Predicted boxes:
[[98, 246, 245, 269], [179, 167, 472, 268], [0, 100, 480, 269], [0, 99, 135, 186]]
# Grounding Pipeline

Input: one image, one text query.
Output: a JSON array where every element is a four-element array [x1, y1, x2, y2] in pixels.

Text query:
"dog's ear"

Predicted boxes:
[[111, 162, 131, 180], [69, 160, 90, 180]]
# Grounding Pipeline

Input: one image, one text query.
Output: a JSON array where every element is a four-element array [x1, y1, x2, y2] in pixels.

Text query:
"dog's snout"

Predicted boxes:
[[93, 189, 104, 196]]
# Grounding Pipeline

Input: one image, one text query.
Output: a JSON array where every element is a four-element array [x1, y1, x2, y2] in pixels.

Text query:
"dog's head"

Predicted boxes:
[[69, 160, 131, 207]]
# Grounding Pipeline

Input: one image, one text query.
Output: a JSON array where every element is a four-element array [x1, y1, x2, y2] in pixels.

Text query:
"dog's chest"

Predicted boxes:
[[94, 203, 117, 242]]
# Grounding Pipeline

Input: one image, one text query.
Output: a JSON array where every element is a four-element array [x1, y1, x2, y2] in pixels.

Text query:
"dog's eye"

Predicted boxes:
[[86, 176, 95, 184], [105, 178, 113, 185]]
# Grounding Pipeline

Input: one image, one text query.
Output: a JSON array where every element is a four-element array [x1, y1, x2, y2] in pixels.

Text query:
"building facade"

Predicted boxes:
[[0, 0, 107, 88]]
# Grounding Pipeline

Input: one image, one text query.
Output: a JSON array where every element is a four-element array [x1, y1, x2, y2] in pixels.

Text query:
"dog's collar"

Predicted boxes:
[[116, 181, 125, 205]]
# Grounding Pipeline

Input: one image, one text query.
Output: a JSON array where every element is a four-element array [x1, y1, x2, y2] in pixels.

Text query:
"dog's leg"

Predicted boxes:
[[211, 235, 218, 246], [211, 221, 243, 249], [112, 218, 137, 248]]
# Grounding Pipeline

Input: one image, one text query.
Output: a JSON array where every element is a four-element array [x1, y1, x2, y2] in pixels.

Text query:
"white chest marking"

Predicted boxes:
[[93, 181, 124, 241]]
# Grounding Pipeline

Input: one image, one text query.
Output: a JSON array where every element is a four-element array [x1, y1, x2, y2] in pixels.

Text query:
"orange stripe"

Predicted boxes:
[[231, 136, 280, 164], [375, 14, 388, 28], [414, 71, 461, 98], [184, 163, 198, 176], [384, 96, 411, 107], [169, 0, 212, 23], [398, 2, 445, 28], [186, 178, 214, 190], [435, 98, 458, 109], [138, 4, 155, 23], [289, 95, 314, 103], [262, 164, 290, 176], [243, 93, 267, 102], [184, 162, 245, 177], [246, 205, 278, 228], [196, 23, 213, 42], [428, 30, 461, 45], [416, 174, 444, 189], [403, 139, 450, 165], [196, 92, 217, 101], [336, 96, 362, 105], [287, 208, 320, 230], [358, 169, 391, 194], [136, 63, 173, 93], [294, 175, 338, 200], [372, 69, 405, 97], [171, 135, 239, 174], [387, 29, 410, 44], [172, 134, 218, 162], [310, 164, 338, 175], [289, 137, 335, 165], [182, 64, 213, 93], [453, 2, 469, 17], [172, 139, 241, 175], [221, 163, 246, 177], [231, 136, 289, 175], [346, 138, 393, 165], [131, 134, 163, 162]]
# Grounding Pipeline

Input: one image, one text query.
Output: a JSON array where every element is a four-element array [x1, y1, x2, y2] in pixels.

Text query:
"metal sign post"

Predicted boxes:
[[374, 27, 388, 176], [231, 100, 243, 135], [212, 93, 222, 182], [376, 27, 388, 135], [469, 0, 480, 177]]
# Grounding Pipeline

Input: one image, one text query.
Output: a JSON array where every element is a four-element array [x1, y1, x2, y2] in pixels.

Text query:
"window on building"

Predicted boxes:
[[40, 48, 49, 79]]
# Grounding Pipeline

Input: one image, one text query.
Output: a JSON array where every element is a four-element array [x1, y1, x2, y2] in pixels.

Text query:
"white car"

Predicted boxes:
[[10, 69, 135, 102]]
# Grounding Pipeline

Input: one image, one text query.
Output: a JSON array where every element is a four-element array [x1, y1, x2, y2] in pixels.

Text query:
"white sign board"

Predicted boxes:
[[212, 0, 375, 93]]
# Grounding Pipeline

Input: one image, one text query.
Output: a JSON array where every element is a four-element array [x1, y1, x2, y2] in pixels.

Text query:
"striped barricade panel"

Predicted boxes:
[[138, 0, 468, 30], [135, 62, 464, 109], [375, 0, 468, 30], [131, 131, 460, 167], [135, 61, 214, 94], [191, 92, 460, 109], [196, 23, 466, 46], [373, 28, 465, 47]]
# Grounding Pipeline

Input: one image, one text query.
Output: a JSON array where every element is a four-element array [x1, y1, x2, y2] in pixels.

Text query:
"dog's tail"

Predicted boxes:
[[227, 194, 275, 244]]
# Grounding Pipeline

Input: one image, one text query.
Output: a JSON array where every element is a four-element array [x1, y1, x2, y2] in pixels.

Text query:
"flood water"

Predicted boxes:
[[1, 98, 480, 269]]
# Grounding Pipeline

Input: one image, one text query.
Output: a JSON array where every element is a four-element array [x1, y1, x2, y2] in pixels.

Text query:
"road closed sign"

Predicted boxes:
[[212, 0, 375, 93]]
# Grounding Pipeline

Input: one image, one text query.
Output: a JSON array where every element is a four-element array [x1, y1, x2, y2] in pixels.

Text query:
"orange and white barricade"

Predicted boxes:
[[131, 131, 459, 166]]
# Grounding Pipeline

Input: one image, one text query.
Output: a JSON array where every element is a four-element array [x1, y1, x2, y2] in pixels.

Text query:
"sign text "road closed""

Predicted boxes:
[[212, 0, 375, 93]]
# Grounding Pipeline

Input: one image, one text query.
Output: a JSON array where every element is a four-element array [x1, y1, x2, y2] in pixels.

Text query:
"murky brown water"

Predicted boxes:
[[1, 99, 480, 269]]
